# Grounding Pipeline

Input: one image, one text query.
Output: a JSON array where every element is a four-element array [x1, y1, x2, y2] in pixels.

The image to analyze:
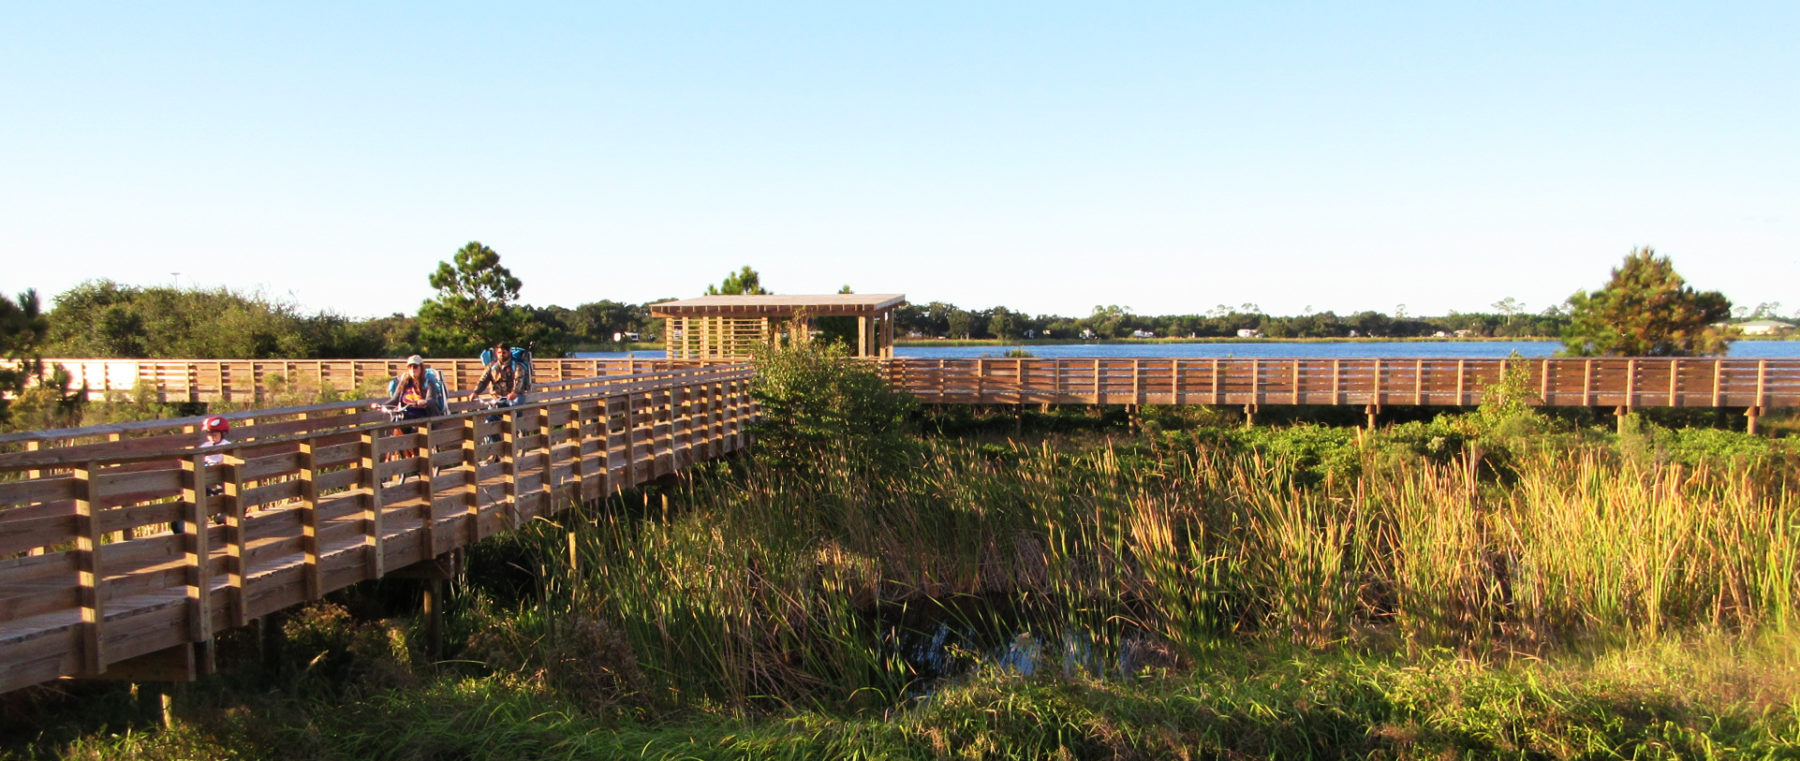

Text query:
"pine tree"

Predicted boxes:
[[417, 242, 532, 356], [1562, 247, 1733, 356]]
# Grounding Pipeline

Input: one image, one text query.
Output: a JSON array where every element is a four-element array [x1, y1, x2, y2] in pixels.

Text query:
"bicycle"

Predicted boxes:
[[476, 395, 517, 464], [370, 402, 430, 481]]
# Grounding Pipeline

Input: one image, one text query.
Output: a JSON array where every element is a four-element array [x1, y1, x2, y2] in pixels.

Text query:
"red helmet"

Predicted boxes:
[[203, 416, 229, 433]]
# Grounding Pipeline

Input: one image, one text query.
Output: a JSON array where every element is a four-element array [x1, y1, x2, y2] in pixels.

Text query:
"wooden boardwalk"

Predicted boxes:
[[885, 356, 1800, 410], [0, 365, 753, 694], [36, 357, 713, 404], [5, 352, 1798, 695], [29, 356, 1800, 412]]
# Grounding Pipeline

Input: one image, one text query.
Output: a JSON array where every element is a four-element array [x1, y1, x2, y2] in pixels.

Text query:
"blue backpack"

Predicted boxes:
[[387, 368, 448, 416], [478, 346, 533, 393]]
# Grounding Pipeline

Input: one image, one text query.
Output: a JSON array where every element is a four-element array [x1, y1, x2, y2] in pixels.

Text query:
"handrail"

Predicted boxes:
[[0, 365, 756, 694], [21, 357, 729, 404], [15, 356, 1799, 413], [0, 365, 752, 472], [878, 356, 1800, 409]]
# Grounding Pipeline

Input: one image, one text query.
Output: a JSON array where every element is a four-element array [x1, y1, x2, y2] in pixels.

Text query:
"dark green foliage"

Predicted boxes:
[[893, 301, 1570, 341], [416, 241, 538, 356], [1563, 247, 1734, 356], [705, 265, 769, 295], [747, 342, 918, 475], [45, 279, 387, 359], [0, 288, 50, 424], [557, 299, 657, 347]]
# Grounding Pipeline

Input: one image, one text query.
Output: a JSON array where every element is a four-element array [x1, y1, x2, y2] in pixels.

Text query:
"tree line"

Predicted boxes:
[[0, 244, 1752, 400], [891, 301, 1571, 341]]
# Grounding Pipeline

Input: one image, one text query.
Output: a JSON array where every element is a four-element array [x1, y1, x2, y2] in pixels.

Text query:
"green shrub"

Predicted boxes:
[[748, 342, 918, 476]]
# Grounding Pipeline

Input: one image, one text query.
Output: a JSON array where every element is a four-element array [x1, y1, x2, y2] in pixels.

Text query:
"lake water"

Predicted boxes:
[[577, 340, 1800, 360]]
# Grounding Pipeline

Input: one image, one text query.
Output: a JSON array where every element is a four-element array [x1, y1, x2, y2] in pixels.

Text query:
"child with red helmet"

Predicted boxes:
[[176, 416, 233, 534], [201, 416, 232, 467]]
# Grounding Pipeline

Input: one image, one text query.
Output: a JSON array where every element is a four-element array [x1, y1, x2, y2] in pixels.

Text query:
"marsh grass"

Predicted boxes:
[[18, 376, 1800, 758], [435, 416, 1799, 722], [42, 633, 1800, 760]]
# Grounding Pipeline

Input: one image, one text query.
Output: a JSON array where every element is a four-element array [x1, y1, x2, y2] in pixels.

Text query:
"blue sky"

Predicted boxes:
[[5, 2, 1795, 320]]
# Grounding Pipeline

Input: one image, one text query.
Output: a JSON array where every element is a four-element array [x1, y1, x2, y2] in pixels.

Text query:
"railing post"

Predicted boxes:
[[1332, 358, 1343, 406], [462, 416, 481, 544], [502, 407, 519, 528], [1756, 359, 1768, 412], [1291, 359, 1301, 406], [1751, 359, 1769, 435], [1582, 359, 1595, 407], [299, 440, 323, 600], [1625, 358, 1639, 413], [417, 424, 437, 559], [705, 379, 723, 458], [1211, 358, 1221, 405], [1132, 359, 1142, 405], [1252, 359, 1267, 408], [1371, 359, 1382, 411], [180, 455, 215, 643], [537, 404, 555, 517], [1668, 358, 1680, 407], [361, 430, 385, 578], [1413, 359, 1424, 406], [220, 453, 247, 628], [73, 461, 106, 675], [1455, 359, 1467, 406], [658, 386, 675, 476], [1711, 359, 1724, 408]]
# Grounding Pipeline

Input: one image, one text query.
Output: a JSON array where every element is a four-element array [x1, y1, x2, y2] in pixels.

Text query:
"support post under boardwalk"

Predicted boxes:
[[421, 577, 443, 661]]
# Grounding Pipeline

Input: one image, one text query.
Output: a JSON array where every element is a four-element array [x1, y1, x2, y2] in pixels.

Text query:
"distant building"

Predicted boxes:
[[1236, 328, 1264, 338], [1738, 319, 1796, 336], [648, 293, 907, 359], [1131, 329, 1155, 338]]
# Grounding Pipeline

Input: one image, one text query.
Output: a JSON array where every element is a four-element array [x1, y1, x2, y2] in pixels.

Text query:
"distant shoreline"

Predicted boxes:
[[564, 335, 1794, 354], [893, 336, 1560, 347]]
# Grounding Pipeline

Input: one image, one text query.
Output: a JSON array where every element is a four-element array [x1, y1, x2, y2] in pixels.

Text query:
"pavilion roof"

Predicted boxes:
[[649, 294, 907, 318]]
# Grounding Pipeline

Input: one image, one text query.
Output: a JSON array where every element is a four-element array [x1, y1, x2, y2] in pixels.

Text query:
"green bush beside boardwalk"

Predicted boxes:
[[10, 345, 1800, 759]]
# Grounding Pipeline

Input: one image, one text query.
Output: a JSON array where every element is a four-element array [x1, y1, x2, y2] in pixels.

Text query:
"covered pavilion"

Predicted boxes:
[[649, 293, 907, 360]]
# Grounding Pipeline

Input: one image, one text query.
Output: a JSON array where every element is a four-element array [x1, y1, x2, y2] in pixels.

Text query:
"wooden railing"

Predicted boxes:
[[0, 364, 754, 694], [25, 356, 1800, 412], [0, 369, 731, 474], [5, 354, 1795, 694], [32, 357, 720, 403], [884, 357, 1800, 410]]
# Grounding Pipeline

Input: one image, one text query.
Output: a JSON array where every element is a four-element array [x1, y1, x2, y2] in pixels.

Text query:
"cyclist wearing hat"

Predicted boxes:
[[376, 355, 444, 420]]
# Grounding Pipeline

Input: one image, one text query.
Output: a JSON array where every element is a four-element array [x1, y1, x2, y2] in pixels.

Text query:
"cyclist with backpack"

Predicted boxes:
[[474, 342, 533, 459], [375, 355, 448, 419], [474, 341, 531, 406]]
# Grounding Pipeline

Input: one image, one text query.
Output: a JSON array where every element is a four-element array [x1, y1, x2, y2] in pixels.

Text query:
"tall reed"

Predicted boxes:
[[464, 432, 1800, 712]]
